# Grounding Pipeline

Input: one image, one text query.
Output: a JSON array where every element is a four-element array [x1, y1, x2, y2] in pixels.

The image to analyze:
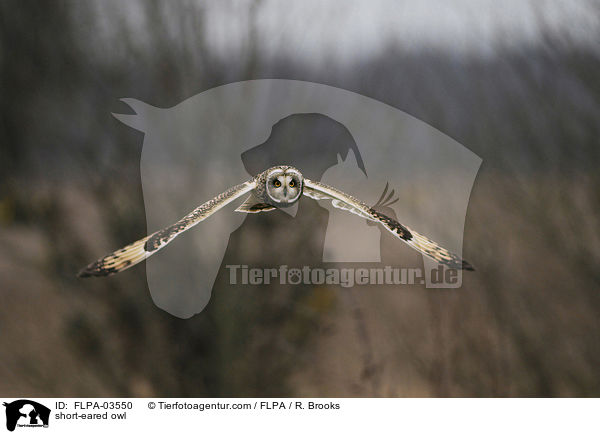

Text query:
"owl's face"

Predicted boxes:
[[264, 166, 303, 206]]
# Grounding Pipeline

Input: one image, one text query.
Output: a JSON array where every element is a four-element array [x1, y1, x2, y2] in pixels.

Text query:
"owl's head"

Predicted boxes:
[[264, 166, 304, 206]]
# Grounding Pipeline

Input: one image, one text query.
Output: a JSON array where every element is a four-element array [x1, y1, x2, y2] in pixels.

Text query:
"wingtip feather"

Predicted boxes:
[[77, 237, 149, 278], [461, 260, 475, 271]]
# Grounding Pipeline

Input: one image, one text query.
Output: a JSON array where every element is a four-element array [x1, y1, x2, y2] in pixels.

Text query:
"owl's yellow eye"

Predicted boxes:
[[289, 180, 295, 188], [273, 179, 281, 188]]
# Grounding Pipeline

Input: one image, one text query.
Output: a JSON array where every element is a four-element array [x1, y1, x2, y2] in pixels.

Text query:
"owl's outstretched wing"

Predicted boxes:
[[303, 179, 474, 270], [78, 180, 256, 277]]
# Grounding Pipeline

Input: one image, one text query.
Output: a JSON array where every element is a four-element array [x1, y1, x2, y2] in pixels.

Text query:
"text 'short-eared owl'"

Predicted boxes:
[[78, 165, 474, 277]]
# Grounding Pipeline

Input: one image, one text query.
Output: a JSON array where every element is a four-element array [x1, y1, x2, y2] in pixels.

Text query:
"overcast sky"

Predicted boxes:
[[83, 0, 600, 67]]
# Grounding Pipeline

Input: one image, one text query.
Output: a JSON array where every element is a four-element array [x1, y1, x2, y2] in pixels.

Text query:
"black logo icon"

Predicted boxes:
[[3, 400, 50, 432]]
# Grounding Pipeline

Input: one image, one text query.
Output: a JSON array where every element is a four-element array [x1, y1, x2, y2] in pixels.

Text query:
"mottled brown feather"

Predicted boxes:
[[78, 181, 255, 277], [303, 179, 474, 271]]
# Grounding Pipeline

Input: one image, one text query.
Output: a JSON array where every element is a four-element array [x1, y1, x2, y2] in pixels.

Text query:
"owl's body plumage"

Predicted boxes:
[[78, 165, 473, 277]]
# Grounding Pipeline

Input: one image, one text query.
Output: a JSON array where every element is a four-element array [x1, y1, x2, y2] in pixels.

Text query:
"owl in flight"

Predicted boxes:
[[78, 165, 474, 277]]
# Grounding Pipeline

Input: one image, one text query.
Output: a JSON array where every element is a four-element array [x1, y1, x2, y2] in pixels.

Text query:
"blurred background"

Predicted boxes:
[[1, 0, 599, 397]]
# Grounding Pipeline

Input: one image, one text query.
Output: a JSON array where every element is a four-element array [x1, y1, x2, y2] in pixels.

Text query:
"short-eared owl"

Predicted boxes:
[[78, 165, 474, 277]]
